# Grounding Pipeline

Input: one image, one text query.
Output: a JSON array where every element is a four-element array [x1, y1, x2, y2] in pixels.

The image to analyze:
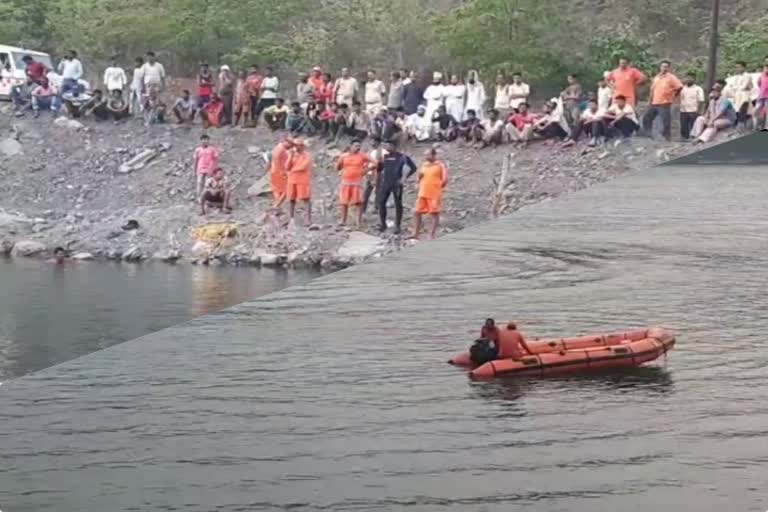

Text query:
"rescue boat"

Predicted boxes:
[[449, 325, 675, 379]]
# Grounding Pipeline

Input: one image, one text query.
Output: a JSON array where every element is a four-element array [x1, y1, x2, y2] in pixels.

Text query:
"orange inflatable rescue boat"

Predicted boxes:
[[450, 325, 675, 379]]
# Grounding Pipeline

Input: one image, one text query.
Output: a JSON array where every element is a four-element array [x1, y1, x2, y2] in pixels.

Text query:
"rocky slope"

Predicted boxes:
[[0, 108, 736, 268]]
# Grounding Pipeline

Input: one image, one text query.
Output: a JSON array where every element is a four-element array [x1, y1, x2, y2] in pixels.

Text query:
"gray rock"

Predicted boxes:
[[0, 138, 23, 156], [247, 173, 272, 197], [118, 148, 159, 174], [72, 252, 95, 260], [12, 240, 46, 257], [152, 249, 181, 263], [122, 246, 144, 262], [336, 232, 384, 260], [53, 117, 85, 130], [247, 146, 260, 155], [1, 239, 14, 256]]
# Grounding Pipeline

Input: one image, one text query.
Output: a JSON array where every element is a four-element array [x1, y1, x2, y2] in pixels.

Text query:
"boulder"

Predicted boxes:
[[336, 232, 384, 260], [122, 245, 143, 262], [118, 148, 159, 174], [1, 239, 14, 256], [192, 240, 214, 258], [247, 173, 272, 197], [152, 249, 181, 263], [53, 117, 85, 130], [0, 138, 23, 156], [12, 240, 46, 257], [250, 249, 283, 266], [72, 252, 95, 260]]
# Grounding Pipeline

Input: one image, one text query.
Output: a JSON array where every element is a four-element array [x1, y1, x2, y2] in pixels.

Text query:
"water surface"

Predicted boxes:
[[2, 164, 768, 512], [0, 260, 318, 380]]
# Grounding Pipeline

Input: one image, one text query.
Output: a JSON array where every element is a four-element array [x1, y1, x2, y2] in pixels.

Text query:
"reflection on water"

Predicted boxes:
[[0, 259, 319, 380], [469, 367, 674, 404], [3, 165, 768, 512]]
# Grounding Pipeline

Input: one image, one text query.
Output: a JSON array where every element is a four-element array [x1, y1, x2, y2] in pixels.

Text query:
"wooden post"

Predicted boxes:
[[706, 0, 720, 91]]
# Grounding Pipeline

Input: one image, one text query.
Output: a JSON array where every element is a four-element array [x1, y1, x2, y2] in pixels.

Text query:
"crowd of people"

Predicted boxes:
[[10, 51, 768, 145], [192, 132, 448, 239], [8, 50, 768, 239]]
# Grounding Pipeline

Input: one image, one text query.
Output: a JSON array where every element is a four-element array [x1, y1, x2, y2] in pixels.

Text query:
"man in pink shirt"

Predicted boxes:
[[192, 134, 221, 199]]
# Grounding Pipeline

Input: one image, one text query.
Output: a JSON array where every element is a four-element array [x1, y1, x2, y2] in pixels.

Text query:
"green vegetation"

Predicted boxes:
[[0, 0, 764, 87]]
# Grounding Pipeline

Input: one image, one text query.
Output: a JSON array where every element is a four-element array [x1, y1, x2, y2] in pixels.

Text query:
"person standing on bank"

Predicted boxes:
[[412, 147, 448, 240], [377, 139, 417, 235], [643, 60, 682, 141]]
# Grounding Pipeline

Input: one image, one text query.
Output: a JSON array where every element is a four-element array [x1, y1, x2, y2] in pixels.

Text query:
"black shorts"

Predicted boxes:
[[203, 191, 224, 203]]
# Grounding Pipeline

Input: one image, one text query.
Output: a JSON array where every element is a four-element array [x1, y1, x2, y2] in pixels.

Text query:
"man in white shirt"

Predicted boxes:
[[141, 51, 166, 94], [364, 70, 386, 116], [103, 56, 128, 94], [256, 66, 280, 122], [494, 74, 510, 118], [679, 73, 705, 139], [723, 60, 754, 128], [603, 94, 638, 139], [129, 57, 145, 114], [597, 76, 613, 114], [58, 50, 83, 95], [507, 72, 530, 112], [334, 67, 358, 107]]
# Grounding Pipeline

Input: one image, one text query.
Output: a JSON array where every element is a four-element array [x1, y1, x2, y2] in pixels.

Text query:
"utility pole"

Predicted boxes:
[[706, 0, 720, 91]]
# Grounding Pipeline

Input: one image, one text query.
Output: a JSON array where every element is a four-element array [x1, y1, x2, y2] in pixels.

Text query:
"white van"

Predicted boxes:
[[0, 45, 89, 100]]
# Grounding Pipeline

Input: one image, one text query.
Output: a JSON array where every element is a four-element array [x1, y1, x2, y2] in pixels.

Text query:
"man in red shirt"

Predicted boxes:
[[505, 102, 538, 144], [246, 64, 263, 125], [22, 55, 48, 86]]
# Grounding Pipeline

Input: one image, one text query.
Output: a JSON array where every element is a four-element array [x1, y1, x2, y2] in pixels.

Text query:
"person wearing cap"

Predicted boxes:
[[309, 66, 325, 95], [103, 56, 127, 94], [218, 65, 235, 125], [411, 147, 448, 239], [335, 67, 359, 107], [405, 105, 433, 142], [364, 69, 386, 116], [285, 139, 313, 225], [270, 136, 293, 208], [423, 72, 445, 121]]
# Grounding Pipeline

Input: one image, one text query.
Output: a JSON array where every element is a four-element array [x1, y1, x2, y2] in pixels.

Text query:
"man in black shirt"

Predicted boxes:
[[377, 139, 417, 234]]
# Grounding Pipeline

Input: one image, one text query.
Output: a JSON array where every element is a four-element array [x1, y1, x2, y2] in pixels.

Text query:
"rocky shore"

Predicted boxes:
[[0, 107, 737, 269]]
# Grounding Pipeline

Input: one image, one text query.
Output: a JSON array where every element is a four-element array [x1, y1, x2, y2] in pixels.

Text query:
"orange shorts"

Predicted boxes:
[[286, 182, 311, 201], [339, 184, 363, 205], [271, 173, 286, 200], [415, 196, 442, 214]]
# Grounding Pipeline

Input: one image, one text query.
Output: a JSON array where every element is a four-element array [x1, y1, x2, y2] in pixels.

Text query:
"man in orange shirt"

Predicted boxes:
[[607, 57, 647, 107], [286, 138, 313, 225], [270, 136, 293, 208], [246, 64, 263, 126], [642, 60, 683, 141], [412, 147, 448, 239], [309, 66, 326, 98], [336, 139, 372, 227]]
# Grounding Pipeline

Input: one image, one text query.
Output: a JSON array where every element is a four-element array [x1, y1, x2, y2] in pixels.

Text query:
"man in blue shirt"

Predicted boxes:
[[377, 140, 417, 234]]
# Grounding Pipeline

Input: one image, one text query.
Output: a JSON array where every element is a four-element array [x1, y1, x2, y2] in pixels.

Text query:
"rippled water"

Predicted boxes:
[[3, 163, 768, 511], [0, 260, 318, 380]]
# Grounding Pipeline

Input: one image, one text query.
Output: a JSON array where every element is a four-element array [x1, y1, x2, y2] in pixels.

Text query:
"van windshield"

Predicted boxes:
[[11, 52, 53, 71]]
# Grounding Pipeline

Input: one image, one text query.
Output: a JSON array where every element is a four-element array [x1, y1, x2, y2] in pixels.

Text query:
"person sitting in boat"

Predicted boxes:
[[470, 337, 499, 366], [481, 318, 500, 343]]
